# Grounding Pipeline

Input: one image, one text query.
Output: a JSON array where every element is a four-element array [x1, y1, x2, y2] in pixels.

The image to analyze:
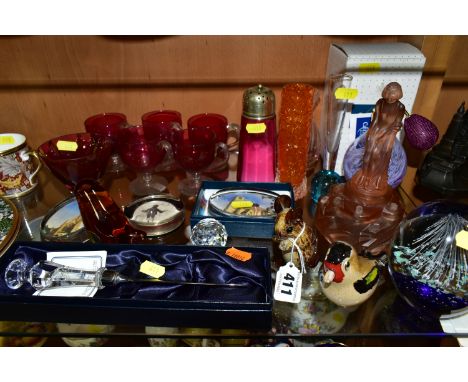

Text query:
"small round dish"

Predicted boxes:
[[124, 194, 184, 237], [40, 197, 88, 243], [0, 196, 20, 257]]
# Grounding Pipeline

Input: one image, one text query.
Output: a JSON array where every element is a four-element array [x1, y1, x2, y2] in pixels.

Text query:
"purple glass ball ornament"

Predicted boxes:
[[403, 114, 439, 151], [343, 133, 407, 188]]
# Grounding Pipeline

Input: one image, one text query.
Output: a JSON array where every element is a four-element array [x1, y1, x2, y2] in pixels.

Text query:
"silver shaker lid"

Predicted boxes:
[[242, 84, 275, 119]]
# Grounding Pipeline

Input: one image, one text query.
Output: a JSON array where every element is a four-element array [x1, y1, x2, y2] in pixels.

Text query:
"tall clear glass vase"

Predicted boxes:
[[311, 74, 353, 204]]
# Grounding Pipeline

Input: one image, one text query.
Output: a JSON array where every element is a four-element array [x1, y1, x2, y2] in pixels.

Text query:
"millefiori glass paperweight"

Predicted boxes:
[[389, 201, 468, 317]]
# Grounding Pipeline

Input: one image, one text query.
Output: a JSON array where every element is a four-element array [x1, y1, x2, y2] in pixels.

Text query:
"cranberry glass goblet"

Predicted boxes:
[[173, 128, 228, 197], [118, 125, 170, 196], [142, 110, 182, 141], [84, 112, 128, 173]]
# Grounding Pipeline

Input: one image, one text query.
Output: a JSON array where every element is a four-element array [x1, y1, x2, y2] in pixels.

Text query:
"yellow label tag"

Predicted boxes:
[[87, 325, 106, 334], [334, 88, 359, 100], [56, 140, 78, 152], [455, 230, 468, 250], [246, 123, 267, 134], [0, 136, 15, 145], [231, 200, 253, 209], [359, 62, 381, 73], [139, 260, 166, 278]]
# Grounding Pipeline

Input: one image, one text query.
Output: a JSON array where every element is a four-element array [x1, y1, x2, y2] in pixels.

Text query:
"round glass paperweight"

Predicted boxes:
[[124, 194, 184, 237], [40, 197, 88, 243], [389, 200, 468, 318], [190, 218, 228, 246]]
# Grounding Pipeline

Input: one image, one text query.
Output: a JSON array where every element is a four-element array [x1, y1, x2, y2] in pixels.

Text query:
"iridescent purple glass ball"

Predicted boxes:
[[403, 114, 439, 151]]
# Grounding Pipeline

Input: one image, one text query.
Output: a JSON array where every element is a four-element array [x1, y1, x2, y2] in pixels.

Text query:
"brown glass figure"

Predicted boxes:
[[315, 83, 406, 256]]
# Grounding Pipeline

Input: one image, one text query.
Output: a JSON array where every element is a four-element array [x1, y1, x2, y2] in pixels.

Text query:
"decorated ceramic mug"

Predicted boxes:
[[0, 133, 42, 198]]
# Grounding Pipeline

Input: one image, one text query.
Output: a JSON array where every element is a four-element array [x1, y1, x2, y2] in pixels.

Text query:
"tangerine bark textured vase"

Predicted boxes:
[[277, 83, 317, 199], [315, 82, 407, 256]]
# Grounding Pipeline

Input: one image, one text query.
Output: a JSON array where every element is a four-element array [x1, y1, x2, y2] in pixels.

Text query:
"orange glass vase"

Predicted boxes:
[[277, 83, 316, 199]]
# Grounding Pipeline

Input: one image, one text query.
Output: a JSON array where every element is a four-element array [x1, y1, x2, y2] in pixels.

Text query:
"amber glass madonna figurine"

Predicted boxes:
[[315, 82, 406, 256]]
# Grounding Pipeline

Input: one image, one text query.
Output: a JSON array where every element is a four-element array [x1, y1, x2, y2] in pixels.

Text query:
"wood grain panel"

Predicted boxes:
[[0, 35, 398, 86], [411, 36, 457, 119], [444, 36, 468, 79]]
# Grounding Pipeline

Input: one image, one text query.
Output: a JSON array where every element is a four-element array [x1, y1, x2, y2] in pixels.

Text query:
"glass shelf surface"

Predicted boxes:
[[0, 167, 465, 347]]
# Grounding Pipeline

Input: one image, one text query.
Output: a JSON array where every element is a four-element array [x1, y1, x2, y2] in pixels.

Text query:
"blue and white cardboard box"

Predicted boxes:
[[321, 42, 426, 175]]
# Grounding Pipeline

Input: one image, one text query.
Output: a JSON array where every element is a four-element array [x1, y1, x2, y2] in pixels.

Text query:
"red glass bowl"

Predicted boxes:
[[37, 133, 113, 189]]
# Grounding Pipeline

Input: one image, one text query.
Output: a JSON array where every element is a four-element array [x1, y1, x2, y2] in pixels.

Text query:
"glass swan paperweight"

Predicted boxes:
[[4, 259, 245, 291]]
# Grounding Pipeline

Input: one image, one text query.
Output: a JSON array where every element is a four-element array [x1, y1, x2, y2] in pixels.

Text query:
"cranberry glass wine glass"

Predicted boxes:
[[142, 110, 183, 171], [118, 125, 170, 196], [37, 133, 146, 243], [84, 112, 128, 173], [173, 128, 229, 197]]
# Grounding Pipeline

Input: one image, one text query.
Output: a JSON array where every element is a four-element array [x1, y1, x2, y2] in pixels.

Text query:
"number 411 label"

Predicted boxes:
[[274, 262, 302, 304]]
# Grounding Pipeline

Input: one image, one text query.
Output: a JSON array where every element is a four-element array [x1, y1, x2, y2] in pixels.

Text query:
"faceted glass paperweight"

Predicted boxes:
[[190, 218, 228, 246], [310, 169, 345, 203]]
